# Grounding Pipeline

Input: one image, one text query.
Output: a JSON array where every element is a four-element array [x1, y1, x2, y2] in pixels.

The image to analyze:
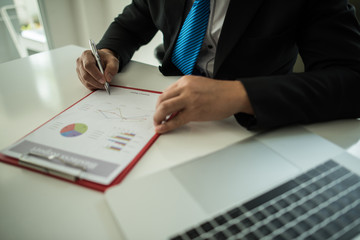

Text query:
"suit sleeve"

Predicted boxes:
[[237, 0, 360, 130], [97, 0, 158, 70]]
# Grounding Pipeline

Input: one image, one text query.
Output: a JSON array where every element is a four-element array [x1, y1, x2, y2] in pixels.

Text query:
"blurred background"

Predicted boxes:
[[0, 0, 359, 68]]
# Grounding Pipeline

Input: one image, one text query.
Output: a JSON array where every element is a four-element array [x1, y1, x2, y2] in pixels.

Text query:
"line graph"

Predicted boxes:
[[96, 103, 153, 122]]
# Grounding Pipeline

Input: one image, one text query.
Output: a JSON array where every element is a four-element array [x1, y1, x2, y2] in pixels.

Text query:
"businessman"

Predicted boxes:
[[76, 0, 360, 134]]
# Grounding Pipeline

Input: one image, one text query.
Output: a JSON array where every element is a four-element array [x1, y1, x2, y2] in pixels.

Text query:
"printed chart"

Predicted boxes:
[[60, 123, 88, 137], [106, 132, 136, 152], [2, 87, 160, 185]]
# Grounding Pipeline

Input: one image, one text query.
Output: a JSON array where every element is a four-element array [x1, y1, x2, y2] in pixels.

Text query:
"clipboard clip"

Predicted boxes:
[[18, 150, 88, 182], [27, 151, 88, 171]]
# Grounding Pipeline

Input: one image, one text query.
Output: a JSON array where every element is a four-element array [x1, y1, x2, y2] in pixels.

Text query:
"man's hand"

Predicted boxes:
[[153, 75, 254, 133], [76, 49, 119, 90]]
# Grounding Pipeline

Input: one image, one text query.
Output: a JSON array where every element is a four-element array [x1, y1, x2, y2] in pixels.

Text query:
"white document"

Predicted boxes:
[[2, 87, 160, 185]]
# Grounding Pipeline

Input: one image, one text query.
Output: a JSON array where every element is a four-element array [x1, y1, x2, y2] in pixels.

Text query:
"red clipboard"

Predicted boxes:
[[0, 86, 162, 192]]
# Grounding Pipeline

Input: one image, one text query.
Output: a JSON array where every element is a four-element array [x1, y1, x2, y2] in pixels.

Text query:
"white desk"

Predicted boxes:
[[0, 46, 359, 240]]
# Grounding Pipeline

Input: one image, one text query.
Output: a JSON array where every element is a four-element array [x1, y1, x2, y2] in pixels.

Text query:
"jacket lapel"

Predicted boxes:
[[164, 0, 188, 37], [161, 0, 188, 75], [214, 0, 265, 77]]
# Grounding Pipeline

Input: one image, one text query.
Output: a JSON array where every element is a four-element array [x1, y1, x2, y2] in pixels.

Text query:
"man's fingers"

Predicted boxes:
[[76, 61, 104, 90], [77, 50, 104, 85], [82, 50, 105, 84], [154, 96, 185, 125], [155, 111, 188, 134], [99, 49, 119, 83], [103, 58, 119, 83], [76, 49, 120, 91], [156, 83, 181, 108]]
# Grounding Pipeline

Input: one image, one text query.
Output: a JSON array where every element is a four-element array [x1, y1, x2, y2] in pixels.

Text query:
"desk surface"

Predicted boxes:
[[0, 46, 359, 240]]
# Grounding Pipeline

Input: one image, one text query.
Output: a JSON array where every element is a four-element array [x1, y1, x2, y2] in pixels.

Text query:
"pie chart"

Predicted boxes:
[[60, 123, 88, 137]]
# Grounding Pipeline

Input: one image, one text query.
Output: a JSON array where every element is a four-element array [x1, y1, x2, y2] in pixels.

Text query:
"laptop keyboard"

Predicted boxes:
[[169, 160, 360, 240]]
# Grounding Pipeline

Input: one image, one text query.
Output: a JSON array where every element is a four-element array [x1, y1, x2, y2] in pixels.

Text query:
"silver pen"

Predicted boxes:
[[89, 39, 110, 95]]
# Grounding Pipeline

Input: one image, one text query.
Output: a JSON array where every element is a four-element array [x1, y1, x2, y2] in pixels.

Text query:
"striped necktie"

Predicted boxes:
[[172, 0, 210, 75]]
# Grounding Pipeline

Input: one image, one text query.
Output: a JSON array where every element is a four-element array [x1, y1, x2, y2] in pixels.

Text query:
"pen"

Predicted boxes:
[[89, 39, 110, 95]]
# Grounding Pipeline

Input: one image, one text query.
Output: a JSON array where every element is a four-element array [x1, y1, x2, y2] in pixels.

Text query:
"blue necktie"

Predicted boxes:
[[172, 0, 210, 75]]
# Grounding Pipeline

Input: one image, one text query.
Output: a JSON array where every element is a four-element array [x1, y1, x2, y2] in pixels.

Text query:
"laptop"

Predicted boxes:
[[105, 126, 360, 240]]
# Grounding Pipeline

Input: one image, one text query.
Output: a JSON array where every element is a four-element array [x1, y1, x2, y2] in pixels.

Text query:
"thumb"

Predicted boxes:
[[155, 112, 188, 133], [99, 49, 119, 83], [104, 58, 119, 83]]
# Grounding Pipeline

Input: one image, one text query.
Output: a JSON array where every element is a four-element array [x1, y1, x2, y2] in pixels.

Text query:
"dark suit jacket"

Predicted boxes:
[[97, 0, 360, 130]]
